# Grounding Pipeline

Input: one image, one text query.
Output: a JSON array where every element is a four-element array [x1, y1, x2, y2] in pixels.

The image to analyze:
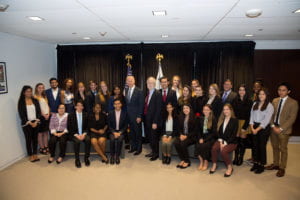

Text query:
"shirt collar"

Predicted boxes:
[[280, 96, 288, 101]]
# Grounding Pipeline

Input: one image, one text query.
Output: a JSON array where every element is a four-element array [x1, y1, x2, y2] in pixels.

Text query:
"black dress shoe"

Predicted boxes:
[[133, 151, 141, 156], [176, 164, 182, 168], [180, 163, 191, 169], [115, 157, 120, 165], [209, 166, 218, 174], [162, 156, 166, 164], [84, 158, 90, 166], [110, 157, 115, 165], [128, 149, 135, 153], [150, 155, 159, 161], [255, 165, 264, 174], [250, 163, 258, 172], [48, 159, 53, 164], [75, 159, 81, 168], [166, 157, 171, 165], [145, 153, 153, 158], [224, 169, 234, 177]]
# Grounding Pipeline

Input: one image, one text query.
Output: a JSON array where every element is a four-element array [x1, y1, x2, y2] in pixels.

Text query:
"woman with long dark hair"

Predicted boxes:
[[177, 85, 192, 114], [174, 104, 198, 169], [34, 83, 50, 155], [18, 85, 42, 162], [161, 103, 179, 165], [249, 88, 274, 174], [108, 85, 125, 111], [232, 84, 253, 165], [60, 78, 74, 113]]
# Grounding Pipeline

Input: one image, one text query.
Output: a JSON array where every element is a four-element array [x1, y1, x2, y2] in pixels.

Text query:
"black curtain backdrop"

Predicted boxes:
[[57, 41, 255, 92]]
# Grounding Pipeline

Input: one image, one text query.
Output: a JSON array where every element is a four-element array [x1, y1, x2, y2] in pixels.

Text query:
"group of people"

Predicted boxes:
[[17, 75, 298, 178]]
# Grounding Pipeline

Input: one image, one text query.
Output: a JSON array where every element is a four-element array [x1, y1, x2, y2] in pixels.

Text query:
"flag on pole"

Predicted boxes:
[[155, 53, 164, 89], [124, 54, 133, 90]]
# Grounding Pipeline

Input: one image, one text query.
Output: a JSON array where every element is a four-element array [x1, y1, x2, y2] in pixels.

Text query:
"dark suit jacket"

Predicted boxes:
[[74, 92, 88, 112], [144, 89, 162, 126], [221, 90, 237, 104], [208, 96, 223, 119], [161, 115, 179, 137], [67, 112, 89, 136], [160, 88, 178, 109], [46, 88, 61, 113], [18, 98, 42, 126], [178, 114, 199, 140], [198, 116, 217, 143], [191, 95, 208, 115], [217, 117, 238, 144], [107, 110, 128, 134], [86, 90, 98, 113], [124, 86, 144, 119]]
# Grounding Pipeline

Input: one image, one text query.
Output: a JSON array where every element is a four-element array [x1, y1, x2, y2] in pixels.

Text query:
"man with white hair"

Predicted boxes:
[[124, 75, 144, 155], [144, 76, 162, 161]]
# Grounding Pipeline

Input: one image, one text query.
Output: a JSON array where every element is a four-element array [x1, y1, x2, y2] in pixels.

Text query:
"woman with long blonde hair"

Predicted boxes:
[[95, 81, 110, 114], [210, 104, 238, 177], [171, 75, 183, 99]]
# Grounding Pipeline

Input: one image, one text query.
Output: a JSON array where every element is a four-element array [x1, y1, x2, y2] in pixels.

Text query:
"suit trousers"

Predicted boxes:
[[109, 134, 124, 157], [49, 134, 68, 158], [174, 137, 195, 163], [270, 131, 290, 169], [22, 125, 39, 156], [252, 124, 270, 165], [72, 135, 91, 160]]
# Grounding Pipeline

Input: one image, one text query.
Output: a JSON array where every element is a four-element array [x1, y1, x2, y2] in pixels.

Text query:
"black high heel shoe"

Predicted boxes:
[[224, 169, 234, 177], [48, 159, 54, 164], [209, 166, 218, 174]]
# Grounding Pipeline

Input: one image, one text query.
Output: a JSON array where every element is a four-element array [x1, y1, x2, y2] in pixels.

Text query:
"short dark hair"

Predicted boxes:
[[49, 77, 58, 83], [75, 100, 84, 106], [113, 98, 122, 104], [224, 79, 232, 85], [278, 82, 291, 91], [159, 76, 168, 82]]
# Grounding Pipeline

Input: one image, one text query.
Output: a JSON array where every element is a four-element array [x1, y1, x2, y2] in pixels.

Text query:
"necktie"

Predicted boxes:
[[127, 88, 132, 102], [78, 113, 82, 135], [144, 92, 149, 115], [275, 99, 283, 125], [163, 90, 167, 102], [222, 92, 228, 103]]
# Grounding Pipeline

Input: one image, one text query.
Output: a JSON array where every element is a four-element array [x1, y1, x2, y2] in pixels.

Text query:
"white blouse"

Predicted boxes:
[[39, 98, 49, 115], [26, 104, 36, 121], [165, 118, 173, 132]]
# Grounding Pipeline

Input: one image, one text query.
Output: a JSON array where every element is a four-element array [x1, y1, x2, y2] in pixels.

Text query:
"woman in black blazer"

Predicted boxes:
[[18, 85, 42, 162], [196, 104, 217, 171], [210, 103, 238, 177], [206, 83, 223, 119], [74, 82, 88, 112], [174, 104, 198, 169], [161, 103, 179, 165]]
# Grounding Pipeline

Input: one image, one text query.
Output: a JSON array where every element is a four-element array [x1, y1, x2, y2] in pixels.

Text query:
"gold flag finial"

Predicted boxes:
[[125, 54, 133, 67], [156, 53, 164, 62]]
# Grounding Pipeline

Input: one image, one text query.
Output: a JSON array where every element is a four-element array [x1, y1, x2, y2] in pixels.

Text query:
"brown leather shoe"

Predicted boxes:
[[265, 164, 279, 170], [276, 169, 285, 177]]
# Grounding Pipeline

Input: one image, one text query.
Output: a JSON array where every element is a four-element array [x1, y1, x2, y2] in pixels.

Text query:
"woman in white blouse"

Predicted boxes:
[[18, 85, 42, 162], [34, 83, 50, 155], [48, 104, 69, 164]]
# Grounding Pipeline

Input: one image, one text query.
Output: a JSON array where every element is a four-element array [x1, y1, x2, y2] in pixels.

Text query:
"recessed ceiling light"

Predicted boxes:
[[245, 34, 254, 37], [161, 34, 169, 38], [83, 37, 91, 40], [246, 9, 262, 18], [0, 4, 9, 12], [293, 9, 300, 13], [152, 10, 167, 16], [27, 16, 44, 21]]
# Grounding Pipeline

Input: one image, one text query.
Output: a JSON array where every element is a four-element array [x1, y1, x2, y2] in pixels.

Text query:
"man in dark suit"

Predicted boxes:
[[67, 101, 91, 168], [108, 98, 128, 164], [46, 77, 61, 113], [85, 80, 98, 114], [144, 77, 162, 161], [266, 82, 299, 177], [221, 79, 237, 104], [124, 75, 144, 155], [159, 76, 177, 112]]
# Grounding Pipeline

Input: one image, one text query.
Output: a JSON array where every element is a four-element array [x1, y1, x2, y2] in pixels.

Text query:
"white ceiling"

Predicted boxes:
[[0, 0, 299, 44]]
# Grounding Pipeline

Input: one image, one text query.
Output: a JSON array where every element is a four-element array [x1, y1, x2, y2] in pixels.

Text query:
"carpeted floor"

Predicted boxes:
[[1, 143, 300, 200]]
